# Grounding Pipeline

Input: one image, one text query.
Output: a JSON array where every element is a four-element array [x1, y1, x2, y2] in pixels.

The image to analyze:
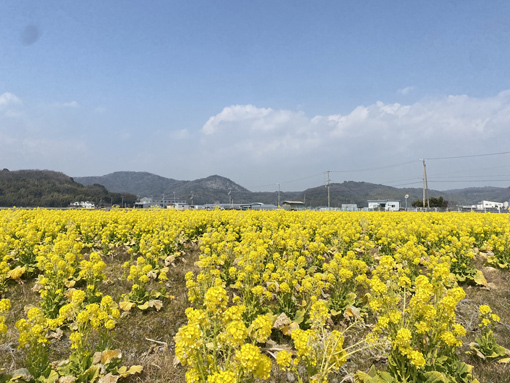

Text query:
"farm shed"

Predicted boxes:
[[368, 200, 400, 211]]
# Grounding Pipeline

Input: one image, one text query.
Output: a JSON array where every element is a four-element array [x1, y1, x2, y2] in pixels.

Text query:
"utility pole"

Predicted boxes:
[[326, 170, 331, 211], [422, 159, 430, 209], [277, 183, 281, 207], [190, 191, 194, 206], [228, 188, 233, 208]]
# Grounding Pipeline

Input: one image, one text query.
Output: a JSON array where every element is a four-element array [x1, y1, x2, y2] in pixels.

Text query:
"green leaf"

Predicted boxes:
[[377, 372, 395, 382], [354, 367, 394, 383], [76, 365, 99, 383], [456, 274, 467, 282], [366, 365, 378, 377], [494, 345, 508, 357], [36, 369, 58, 383], [293, 309, 306, 324], [422, 371, 448, 383]]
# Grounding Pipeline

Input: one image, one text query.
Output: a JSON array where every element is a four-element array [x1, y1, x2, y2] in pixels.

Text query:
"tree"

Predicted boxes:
[[411, 196, 448, 208]]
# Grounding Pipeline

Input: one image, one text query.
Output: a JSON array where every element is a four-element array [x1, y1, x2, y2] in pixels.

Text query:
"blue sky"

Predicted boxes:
[[1, 1, 510, 192]]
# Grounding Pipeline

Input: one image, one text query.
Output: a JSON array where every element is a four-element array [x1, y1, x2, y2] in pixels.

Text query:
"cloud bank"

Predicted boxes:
[[1, 90, 510, 191], [196, 92, 510, 189]]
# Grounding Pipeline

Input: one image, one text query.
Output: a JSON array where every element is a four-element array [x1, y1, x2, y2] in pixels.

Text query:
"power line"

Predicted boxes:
[[431, 164, 510, 177], [330, 160, 419, 173], [243, 152, 509, 191], [431, 174, 510, 179], [384, 177, 424, 184], [428, 179, 510, 183], [388, 181, 423, 187], [426, 151, 510, 161]]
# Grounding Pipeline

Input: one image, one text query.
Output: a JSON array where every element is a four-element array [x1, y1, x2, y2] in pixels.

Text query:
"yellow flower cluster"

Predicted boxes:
[[0, 298, 10, 336], [1, 208, 505, 382], [478, 304, 500, 328], [175, 284, 272, 382]]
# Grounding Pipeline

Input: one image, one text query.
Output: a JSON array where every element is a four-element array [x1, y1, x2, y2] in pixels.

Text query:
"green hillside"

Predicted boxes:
[[0, 169, 137, 207]]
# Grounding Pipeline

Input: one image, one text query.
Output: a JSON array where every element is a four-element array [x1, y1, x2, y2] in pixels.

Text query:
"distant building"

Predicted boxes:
[[70, 201, 95, 209], [282, 201, 305, 210], [167, 202, 189, 210], [476, 200, 504, 210], [246, 202, 278, 211], [341, 204, 358, 211], [368, 200, 400, 211], [134, 197, 187, 209]]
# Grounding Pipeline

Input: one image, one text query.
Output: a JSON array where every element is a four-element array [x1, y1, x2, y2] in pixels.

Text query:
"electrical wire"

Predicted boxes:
[[246, 152, 510, 191], [426, 151, 510, 161], [330, 160, 419, 173]]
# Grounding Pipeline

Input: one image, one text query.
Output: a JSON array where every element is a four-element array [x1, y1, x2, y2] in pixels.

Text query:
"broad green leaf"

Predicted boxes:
[[422, 371, 448, 383], [76, 365, 100, 383], [36, 369, 58, 383], [293, 309, 306, 324]]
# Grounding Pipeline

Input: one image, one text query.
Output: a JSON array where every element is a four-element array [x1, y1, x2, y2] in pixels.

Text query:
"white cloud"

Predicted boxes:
[[197, 92, 510, 189], [0, 92, 21, 108], [202, 104, 272, 135], [2, 89, 510, 192], [398, 86, 414, 95]]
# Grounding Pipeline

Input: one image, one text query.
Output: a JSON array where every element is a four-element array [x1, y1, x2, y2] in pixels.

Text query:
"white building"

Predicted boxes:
[[368, 200, 400, 211], [476, 200, 506, 210], [70, 201, 95, 209]]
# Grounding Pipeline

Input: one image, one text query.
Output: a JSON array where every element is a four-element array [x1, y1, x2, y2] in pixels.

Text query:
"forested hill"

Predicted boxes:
[[76, 172, 510, 207], [0, 169, 137, 207], [2, 169, 509, 207]]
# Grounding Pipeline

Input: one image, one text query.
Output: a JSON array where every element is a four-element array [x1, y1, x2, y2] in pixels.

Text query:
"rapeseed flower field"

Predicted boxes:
[[0, 209, 509, 382]]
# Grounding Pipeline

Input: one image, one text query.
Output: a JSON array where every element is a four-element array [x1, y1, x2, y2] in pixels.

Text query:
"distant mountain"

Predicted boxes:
[[75, 172, 257, 205], [75, 172, 510, 207], [0, 169, 137, 207], [443, 186, 510, 206], [296, 181, 444, 208], [299, 181, 510, 207], [74, 171, 180, 197]]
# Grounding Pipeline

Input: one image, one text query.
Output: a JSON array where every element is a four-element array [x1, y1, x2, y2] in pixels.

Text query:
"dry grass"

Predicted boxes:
[[2, 248, 510, 383], [458, 257, 510, 383]]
